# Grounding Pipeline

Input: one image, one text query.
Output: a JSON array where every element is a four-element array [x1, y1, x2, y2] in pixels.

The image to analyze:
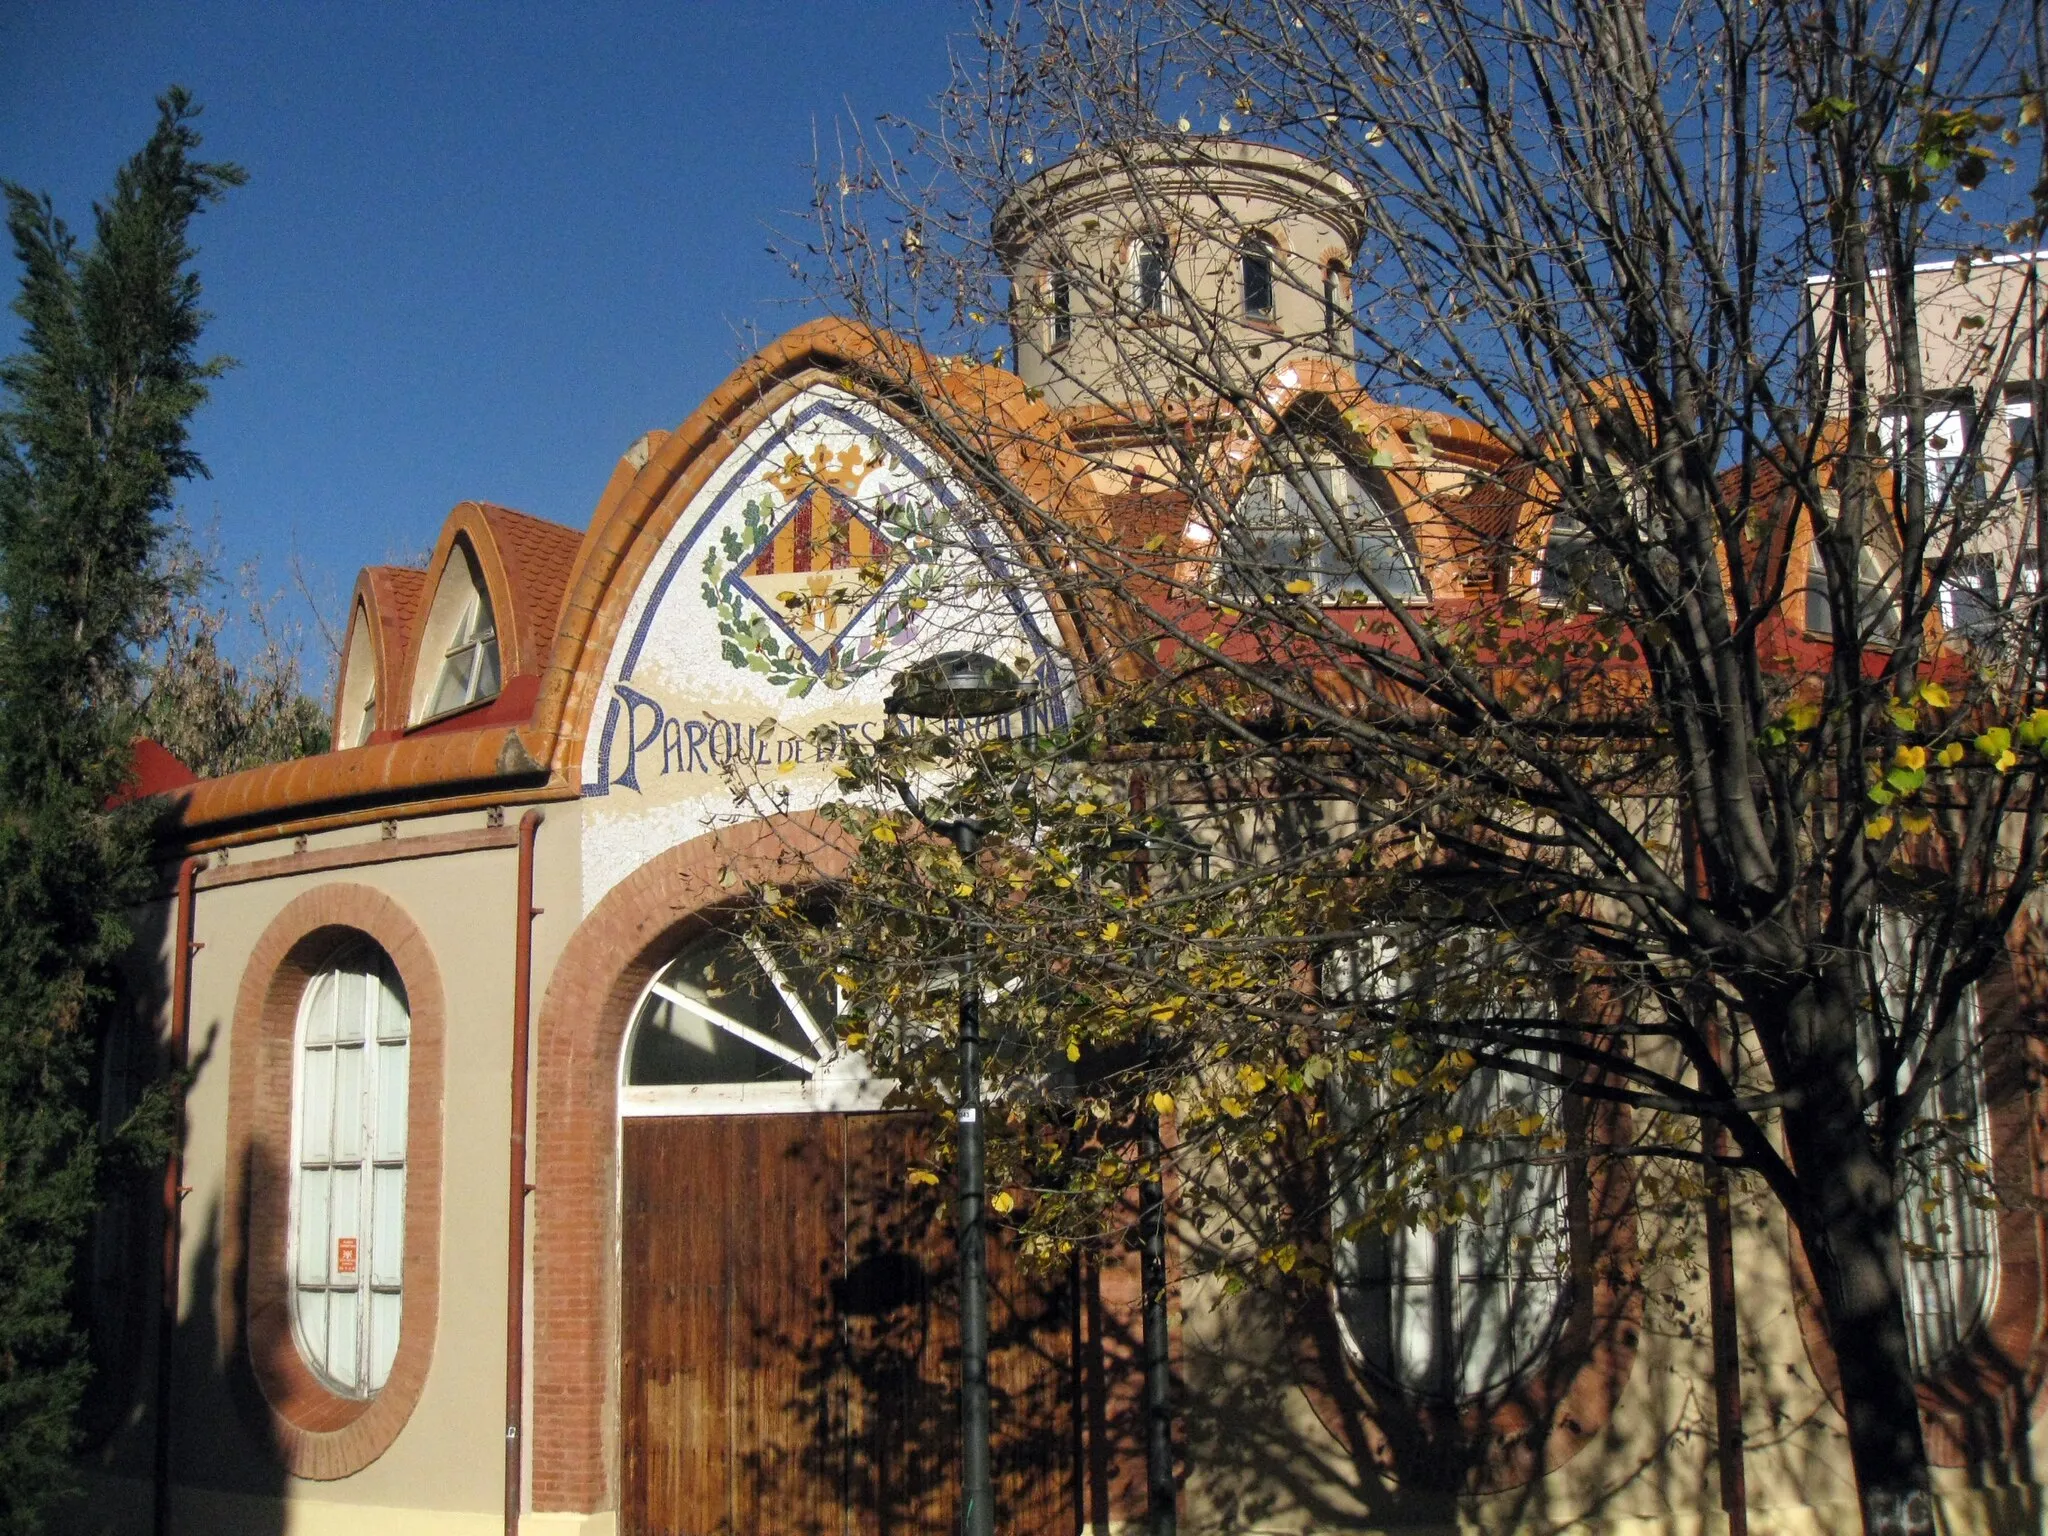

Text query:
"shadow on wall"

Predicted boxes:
[[66, 897, 287, 1536]]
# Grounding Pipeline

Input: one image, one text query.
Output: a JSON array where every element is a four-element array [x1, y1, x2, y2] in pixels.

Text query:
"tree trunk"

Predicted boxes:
[[1777, 990, 1935, 1536]]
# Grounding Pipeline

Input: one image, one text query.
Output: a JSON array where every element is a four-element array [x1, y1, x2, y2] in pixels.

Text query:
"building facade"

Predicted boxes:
[[73, 145, 2048, 1536]]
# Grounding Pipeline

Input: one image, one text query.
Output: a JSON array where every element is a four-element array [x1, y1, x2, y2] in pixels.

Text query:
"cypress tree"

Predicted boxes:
[[0, 90, 241, 1530]]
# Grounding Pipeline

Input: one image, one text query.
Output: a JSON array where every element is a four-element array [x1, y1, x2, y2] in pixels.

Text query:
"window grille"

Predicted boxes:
[[428, 585, 501, 718], [290, 941, 410, 1397], [1868, 914, 1998, 1375], [1223, 461, 1421, 601], [1327, 935, 1570, 1401]]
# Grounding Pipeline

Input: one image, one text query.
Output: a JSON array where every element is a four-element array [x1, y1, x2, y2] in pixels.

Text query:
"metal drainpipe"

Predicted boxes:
[[506, 811, 544, 1536], [154, 856, 203, 1536]]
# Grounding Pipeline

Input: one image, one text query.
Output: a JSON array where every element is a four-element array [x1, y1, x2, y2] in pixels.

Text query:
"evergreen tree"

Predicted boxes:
[[0, 90, 241, 1530]]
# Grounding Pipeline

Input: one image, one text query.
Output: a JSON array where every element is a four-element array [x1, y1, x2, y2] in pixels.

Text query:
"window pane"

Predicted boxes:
[[375, 1041, 409, 1160], [333, 1045, 364, 1162], [372, 1166, 407, 1286], [335, 969, 366, 1043], [328, 1166, 362, 1286], [1242, 240, 1274, 316], [299, 1046, 334, 1163], [474, 635, 502, 699], [328, 1289, 362, 1395], [296, 1168, 330, 1286], [303, 972, 336, 1045], [431, 652, 471, 717], [375, 971, 409, 1042], [296, 1289, 329, 1379], [368, 1289, 403, 1391]]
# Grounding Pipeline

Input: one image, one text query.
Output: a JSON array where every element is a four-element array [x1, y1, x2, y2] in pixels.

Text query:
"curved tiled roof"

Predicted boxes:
[[470, 503, 583, 679]]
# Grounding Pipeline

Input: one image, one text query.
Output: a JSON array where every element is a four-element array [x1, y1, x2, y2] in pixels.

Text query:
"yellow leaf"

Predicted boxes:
[[870, 823, 898, 844], [1221, 1096, 1249, 1118], [1917, 681, 1951, 709], [1274, 1244, 1298, 1273], [1786, 700, 1822, 731], [1999, 748, 2018, 771], [1102, 922, 1121, 941], [1391, 1067, 1419, 1088], [1424, 1131, 1445, 1151], [1053, 875, 1072, 888], [1238, 1066, 1268, 1093], [1066, 1040, 1081, 1062], [1901, 811, 1934, 835], [1895, 744, 1927, 771], [1075, 801, 1099, 815], [1939, 742, 1966, 767], [908, 1169, 940, 1187], [989, 1190, 1015, 1214], [954, 882, 976, 897], [1865, 815, 1895, 839], [1284, 579, 1316, 596], [1516, 1114, 1543, 1136], [1151, 1090, 1176, 1115]]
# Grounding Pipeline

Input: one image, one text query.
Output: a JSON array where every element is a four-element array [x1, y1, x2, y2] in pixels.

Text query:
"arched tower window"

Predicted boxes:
[[1323, 261, 1348, 348], [1130, 234, 1170, 315], [410, 538, 502, 724], [289, 939, 411, 1397], [1241, 233, 1277, 320], [1048, 268, 1072, 348]]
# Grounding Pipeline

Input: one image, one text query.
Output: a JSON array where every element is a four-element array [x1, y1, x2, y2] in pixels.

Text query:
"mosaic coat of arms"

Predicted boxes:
[[699, 439, 948, 698]]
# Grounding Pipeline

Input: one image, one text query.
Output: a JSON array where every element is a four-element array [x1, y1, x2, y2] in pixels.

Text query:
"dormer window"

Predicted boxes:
[[409, 542, 503, 726], [1131, 235, 1169, 315], [336, 607, 381, 748], [429, 587, 500, 718], [1240, 233, 1276, 320], [1223, 458, 1422, 602]]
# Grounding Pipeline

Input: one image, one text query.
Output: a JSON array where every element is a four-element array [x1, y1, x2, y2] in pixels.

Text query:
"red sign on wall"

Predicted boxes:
[[336, 1237, 358, 1274]]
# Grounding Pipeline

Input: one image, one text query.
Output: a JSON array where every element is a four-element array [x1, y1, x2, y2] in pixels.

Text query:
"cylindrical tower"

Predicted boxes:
[[994, 139, 1364, 410]]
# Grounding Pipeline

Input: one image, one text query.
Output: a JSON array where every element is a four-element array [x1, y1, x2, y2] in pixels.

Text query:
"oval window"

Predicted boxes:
[[289, 939, 410, 1397]]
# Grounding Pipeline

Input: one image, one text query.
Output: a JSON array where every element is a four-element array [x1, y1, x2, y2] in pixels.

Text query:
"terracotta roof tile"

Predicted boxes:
[[472, 503, 583, 676]]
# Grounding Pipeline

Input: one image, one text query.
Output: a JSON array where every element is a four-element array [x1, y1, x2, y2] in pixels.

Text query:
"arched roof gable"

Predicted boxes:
[[334, 566, 427, 743], [535, 317, 1097, 780]]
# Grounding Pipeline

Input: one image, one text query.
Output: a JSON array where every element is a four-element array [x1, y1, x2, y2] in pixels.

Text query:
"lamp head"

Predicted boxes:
[[884, 651, 1036, 721]]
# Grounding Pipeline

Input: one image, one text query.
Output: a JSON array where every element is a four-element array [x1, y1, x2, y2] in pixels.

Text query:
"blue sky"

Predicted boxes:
[[0, 1, 969, 680]]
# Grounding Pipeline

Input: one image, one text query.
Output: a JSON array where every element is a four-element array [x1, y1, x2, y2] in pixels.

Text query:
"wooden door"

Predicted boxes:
[[621, 1114, 1075, 1536]]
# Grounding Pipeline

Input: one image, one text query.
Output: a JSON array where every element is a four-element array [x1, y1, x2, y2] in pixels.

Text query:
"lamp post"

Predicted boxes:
[[883, 651, 1036, 1536]]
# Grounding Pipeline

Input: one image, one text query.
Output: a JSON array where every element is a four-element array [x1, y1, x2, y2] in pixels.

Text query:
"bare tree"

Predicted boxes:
[[757, 3, 2048, 1532]]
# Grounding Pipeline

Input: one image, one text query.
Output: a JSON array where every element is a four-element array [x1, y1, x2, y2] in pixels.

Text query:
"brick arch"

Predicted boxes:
[[221, 883, 446, 1480], [528, 813, 852, 1513]]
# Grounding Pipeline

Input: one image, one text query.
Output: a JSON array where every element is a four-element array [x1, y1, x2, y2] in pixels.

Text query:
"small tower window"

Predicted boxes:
[[1323, 262, 1347, 347], [1241, 233, 1276, 320], [1131, 235, 1169, 315], [429, 585, 500, 718], [1049, 269, 1072, 347]]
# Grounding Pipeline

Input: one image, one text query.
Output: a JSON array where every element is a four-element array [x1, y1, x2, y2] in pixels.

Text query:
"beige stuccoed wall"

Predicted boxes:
[[68, 801, 586, 1534]]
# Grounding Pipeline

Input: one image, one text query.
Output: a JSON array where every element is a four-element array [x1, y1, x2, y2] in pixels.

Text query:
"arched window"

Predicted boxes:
[[1870, 915, 1997, 1373], [1047, 268, 1072, 348], [1240, 233, 1276, 320], [1323, 261, 1347, 348], [1327, 935, 1571, 1400], [622, 923, 877, 1114], [337, 608, 379, 747], [410, 540, 503, 724], [429, 583, 499, 717], [1224, 456, 1422, 601], [289, 940, 410, 1397], [1130, 234, 1169, 316]]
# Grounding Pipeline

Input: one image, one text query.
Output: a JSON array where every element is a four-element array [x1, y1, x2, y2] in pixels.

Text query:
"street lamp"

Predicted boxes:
[[882, 650, 1034, 1536]]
